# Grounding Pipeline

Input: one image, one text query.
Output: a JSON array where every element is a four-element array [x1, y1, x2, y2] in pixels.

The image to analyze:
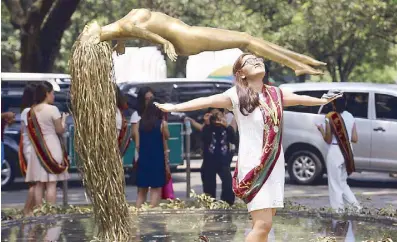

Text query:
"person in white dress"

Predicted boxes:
[[20, 84, 37, 216], [316, 95, 361, 212], [155, 53, 340, 242]]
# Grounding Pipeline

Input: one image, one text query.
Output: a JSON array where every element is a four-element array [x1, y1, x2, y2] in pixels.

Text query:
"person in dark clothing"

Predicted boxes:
[[200, 108, 236, 205]]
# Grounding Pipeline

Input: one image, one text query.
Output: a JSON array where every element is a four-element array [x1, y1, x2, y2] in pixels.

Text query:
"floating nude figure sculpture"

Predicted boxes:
[[79, 8, 326, 76]]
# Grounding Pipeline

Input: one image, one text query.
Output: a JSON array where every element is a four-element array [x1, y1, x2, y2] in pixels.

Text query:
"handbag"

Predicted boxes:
[[161, 177, 175, 199]]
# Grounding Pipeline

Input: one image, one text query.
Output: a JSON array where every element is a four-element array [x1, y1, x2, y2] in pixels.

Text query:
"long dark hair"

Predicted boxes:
[[35, 81, 53, 104], [233, 53, 266, 116], [332, 95, 347, 113], [141, 99, 163, 131], [21, 84, 37, 111], [137, 86, 154, 116], [114, 84, 128, 110]]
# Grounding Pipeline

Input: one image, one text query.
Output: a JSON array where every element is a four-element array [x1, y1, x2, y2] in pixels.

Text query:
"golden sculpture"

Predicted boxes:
[[79, 8, 326, 76]]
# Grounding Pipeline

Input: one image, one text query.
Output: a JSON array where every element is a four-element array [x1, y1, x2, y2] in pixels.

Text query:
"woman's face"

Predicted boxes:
[[46, 90, 55, 104], [240, 54, 266, 79], [144, 91, 154, 105]]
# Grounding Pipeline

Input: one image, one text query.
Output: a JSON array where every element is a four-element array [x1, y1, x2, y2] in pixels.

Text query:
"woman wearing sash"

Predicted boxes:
[[316, 95, 361, 212], [19, 84, 37, 216], [25, 82, 69, 206], [156, 53, 339, 242]]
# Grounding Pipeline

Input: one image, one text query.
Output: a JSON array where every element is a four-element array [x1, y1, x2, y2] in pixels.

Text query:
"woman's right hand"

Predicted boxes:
[[154, 102, 176, 113]]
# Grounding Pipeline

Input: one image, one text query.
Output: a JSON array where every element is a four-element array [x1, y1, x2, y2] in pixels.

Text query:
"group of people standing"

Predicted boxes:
[[18, 82, 69, 216]]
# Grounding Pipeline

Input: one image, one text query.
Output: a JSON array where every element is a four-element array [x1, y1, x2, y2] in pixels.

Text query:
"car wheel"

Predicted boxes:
[[287, 150, 323, 185], [1, 148, 16, 189]]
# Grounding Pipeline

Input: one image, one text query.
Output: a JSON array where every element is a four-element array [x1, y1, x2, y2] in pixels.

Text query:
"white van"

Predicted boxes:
[[280, 82, 397, 185]]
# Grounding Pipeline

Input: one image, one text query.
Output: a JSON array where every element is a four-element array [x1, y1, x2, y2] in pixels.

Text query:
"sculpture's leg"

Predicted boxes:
[[263, 40, 326, 66], [69, 41, 132, 241], [246, 37, 323, 75], [190, 27, 323, 75]]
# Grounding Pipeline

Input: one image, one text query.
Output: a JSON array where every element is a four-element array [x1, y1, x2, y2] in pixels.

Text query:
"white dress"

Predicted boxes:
[[325, 111, 360, 210], [223, 87, 285, 212], [116, 108, 122, 136]]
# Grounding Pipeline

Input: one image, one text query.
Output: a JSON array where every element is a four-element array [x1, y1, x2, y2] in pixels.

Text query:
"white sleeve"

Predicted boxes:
[[116, 109, 122, 130], [21, 108, 30, 126], [130, 111, 141, 124], [222, 86, 238, 111], [51, 106, 62, 120]]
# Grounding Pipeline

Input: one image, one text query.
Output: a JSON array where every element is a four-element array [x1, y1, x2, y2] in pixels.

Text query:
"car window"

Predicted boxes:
[[284, 91, 325, 114], [375, 94, 397, 121], [320, 92, 369, 119]]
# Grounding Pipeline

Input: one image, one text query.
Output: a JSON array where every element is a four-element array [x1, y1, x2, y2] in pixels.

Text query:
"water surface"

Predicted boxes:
[[2, 212, 396, 241]]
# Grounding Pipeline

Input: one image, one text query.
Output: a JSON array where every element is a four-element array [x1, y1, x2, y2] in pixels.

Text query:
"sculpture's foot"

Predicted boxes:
[[79, 21, 101, 44], [295, 69, 324, 76], [310, 60, 327, 66]]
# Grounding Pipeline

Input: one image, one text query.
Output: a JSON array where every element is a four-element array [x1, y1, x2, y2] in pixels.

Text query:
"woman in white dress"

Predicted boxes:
[[156, 53, 340, 242], [19, 84, 37, 216], [316, 95, 361, 212]]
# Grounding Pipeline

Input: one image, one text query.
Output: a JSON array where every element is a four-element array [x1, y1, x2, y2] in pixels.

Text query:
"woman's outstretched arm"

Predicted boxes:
[[155, 94, 232, 113], [281, 89, 341, 107]]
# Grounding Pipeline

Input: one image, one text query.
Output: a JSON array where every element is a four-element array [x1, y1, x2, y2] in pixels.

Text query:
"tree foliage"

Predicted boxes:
[[1, 0, 396, 83], [276, 0, 397, 82]]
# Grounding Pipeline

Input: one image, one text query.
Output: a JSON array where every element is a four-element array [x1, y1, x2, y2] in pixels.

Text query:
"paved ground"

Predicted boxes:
[[1, 160, 397, 210]]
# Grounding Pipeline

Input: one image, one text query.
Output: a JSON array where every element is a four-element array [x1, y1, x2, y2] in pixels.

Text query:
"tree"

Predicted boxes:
[[276, 0, 397, 82], [2, 0, 80, 72]]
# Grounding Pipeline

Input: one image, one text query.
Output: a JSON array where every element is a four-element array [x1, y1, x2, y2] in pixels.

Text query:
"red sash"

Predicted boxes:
[[27, 109, 69, 174], [326, 112, 355, 175], [18, 131, 28, 177], [118, 112, 132, 157], [232, 86, 284, 203]]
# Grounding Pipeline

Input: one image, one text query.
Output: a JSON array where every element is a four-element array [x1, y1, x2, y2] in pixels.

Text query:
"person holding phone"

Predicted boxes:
[[25, 82, 70, 206], [316, 93, 361, 212], [200, 109, 236, 205]]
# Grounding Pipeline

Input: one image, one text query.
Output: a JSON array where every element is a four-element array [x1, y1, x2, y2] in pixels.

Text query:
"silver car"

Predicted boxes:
[[280, 82, 397, 185]]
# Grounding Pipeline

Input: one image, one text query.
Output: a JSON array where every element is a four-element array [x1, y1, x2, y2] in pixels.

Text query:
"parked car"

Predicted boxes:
[[280, 82, 397, 185]]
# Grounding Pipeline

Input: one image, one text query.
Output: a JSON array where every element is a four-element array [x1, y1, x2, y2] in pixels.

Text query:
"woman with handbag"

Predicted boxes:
[[135, 99, 170, 208]]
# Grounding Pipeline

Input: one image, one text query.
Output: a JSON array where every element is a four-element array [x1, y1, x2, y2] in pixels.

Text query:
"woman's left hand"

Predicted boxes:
[[321, 93, 343, 105]]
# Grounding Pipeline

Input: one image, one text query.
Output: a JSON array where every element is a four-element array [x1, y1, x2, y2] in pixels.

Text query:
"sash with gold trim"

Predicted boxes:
[[18, 132, 28, 177], [232, 86, 284, 203], [118, 112, 132, 157], [27, 109, 69, 174], [326, 111, 355, 175]]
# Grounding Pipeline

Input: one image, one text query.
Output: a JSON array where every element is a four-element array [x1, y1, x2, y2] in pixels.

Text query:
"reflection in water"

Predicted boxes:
[[1, 212, 397, 241]]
